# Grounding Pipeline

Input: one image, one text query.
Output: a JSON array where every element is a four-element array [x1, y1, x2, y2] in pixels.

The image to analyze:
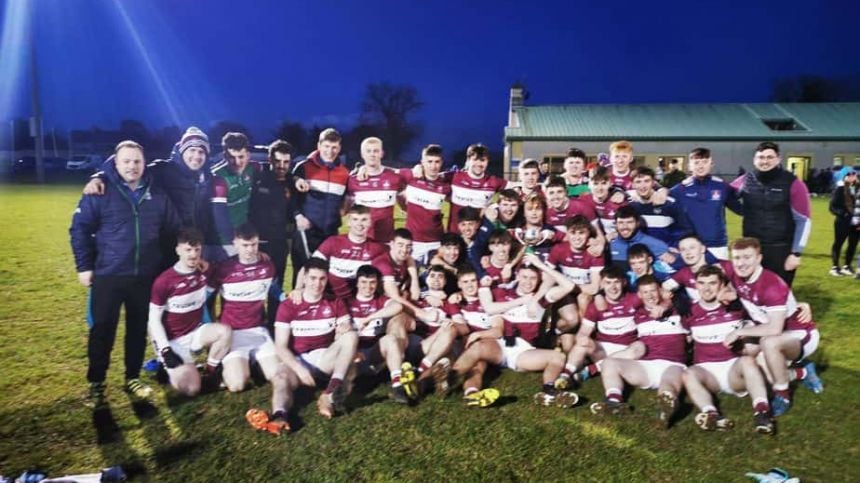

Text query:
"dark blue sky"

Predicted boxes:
[[2, 0, 858, 157]]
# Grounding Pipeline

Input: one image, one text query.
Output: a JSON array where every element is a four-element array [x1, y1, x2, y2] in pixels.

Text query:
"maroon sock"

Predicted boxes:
[[588, 364, 600, 377], [325, 378, 343, 394], [774, 388, 791, 400], [793, 367, 807, 381], [754, 401, 770, 414]]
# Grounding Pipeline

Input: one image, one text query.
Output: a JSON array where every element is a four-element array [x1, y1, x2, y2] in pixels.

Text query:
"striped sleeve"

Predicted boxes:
[[789, 178, 812, 253]]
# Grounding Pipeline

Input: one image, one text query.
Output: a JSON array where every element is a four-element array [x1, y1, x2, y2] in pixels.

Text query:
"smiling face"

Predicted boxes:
[[629, 255, 652, 277], [175, 242, 202, 271], [633, 174, 654, 198], [498, 198, 519, 222], [304, 267, 328, 299], [516, 267, 540, 294], [546, 185, 568, 210], [601, 275, 625, 302], [457, 272, 479, 297], [318, 139, 342, 162], [611, 150, 632, 172], [615, 216, 637, 239], [695, 273, 723, 304], [115, 146, 145, 185], [520, 167, 539, 189], [637, 282, 660, 307], [564, 156, 584, 177], [361, 142, 384, 169], [731, 246, 762, 279], [678, 237, 707, 267], [590, 179, 610, 201], [439, 243, 461, 264], [272, 152, 291, 181], [182, 146, 207, 171], [390, 236, 413, 264], [753, 148, 780, 172], [347, 212, 371, 238], [355, 275, 378, 299], [689, 156, 713, 178], [568, 227, 590, 251], [468, 155, 488, 177], [426, 269, 447, 291]]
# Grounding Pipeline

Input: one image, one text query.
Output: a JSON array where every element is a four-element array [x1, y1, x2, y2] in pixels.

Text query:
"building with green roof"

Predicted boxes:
[[503, 85, 860, 181]]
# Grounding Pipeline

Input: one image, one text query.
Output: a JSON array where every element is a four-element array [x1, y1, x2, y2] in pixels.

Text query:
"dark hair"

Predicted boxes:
[[678, 233, 704, 245], [347, 204, 371, 216], [566, 148, 586, 159], [628, 243, 653, 261], [689, 147, 711, 159], [177, 227, 204, 246], [498, 188, 521, 203], [356, 264, 381, 280], [440, 233, 464, 247], [304, 257, 329, 274], [566, 214, 594, 236], [634, 166, 656, 180], [636, 274, 659, 289], [755, 141, 780, 155], [393, 228, 413, 241], [488, 229, 513, 245], [591, 166, 610, 183], [520, 159, 539, 171], [457, 266, 478, 280], [466, 143, 489, 160], [545, 175, 567, 191], [427, 264, 448, 276], [422, 144, 443, 158], [601, 266, 628, 286], [696, 264, 727, 284], [615, 205, 640, 221], [234, 222, 259, 240], [222, 132, 249, 152], [457, 206, 482, 223], [318, 128, 342, 143], [268, 140, 293, 160]]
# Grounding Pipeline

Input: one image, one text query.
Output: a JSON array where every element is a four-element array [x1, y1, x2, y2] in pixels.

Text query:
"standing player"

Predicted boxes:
[[544, 176, 598, 233], [211, 132, 259, 261], [561, 148, 590, 197], [723, 237, 823, 416], [662, 234, 730, 302], [346, 137, 405, 243], [274, 258, 359, 419], [401, 144, 452, 262], [628, 166, 693, 247], [682, 265, 775, 434], [210, 224, 290, 426], [293, 205, 387, 299], [580, 167, 627, 239], [515, 160, 544, 200], [148, 228, 232, 396], [589, 275, 687, 426], [447, 143, 509, 232]]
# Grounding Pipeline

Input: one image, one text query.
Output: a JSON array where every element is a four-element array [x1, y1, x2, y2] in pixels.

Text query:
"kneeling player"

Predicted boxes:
[[345, 265, 409, 403], [148, 228, 232, 396], [476, 253, 580, 407], [274, 258, 359, 419], [589, 275, 687, 425], [682, 265, 774, 434]]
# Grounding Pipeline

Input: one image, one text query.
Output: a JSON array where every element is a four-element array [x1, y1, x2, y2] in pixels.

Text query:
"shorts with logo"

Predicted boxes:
[[223, 326, 275, 363]]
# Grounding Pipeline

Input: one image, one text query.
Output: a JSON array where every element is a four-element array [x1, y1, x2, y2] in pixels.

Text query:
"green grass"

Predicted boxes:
[[0, 185, 858, 482]]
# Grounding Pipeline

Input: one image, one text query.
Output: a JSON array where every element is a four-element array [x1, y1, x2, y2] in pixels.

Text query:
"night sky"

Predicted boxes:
[[2, 0, 858, 158]]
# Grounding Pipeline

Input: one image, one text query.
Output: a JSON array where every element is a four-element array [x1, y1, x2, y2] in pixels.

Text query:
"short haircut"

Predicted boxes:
[[347, 204, 371, 216], [633, 166, 656, 180], [361, 137, 382, 150], [518, 264, 541, 277], [566, 148, 586, 159], [628, 243, 653, 261], [601, 265, 628, 285], [488, 229, 513, 245], [422, 144, 443, 158], [457, 206, 482, 223], [234, 222, 259, 240], [177, 227, 204, 246], [466, 143, 489, 160], [114, 140, 144, 155], [696, 264, 727, 284], [457, 266, 478, 279], [565, 214, 593, 235], [591, 166, 611, 183], [304, 257, 329, 274], [520, 159, 539, 171], [730, 237, 761, 252], [319, 128, 342, 143], [268, 140, 292, 159], [440, 232, 464, 247], [545, 175, 567, 191], [523, 193, 546, 211], [615, 205, 639, 221], [678, 233, 704, 245], [393, 228, 413, 241], [609, 140, 633, 153], [498, 189, 521, 203], [689, 147, 711, 159], [755, 141, 779, 155], [356, 264, 382, 280], [636, 274, 660, 289], [222, 132, 249, 152]]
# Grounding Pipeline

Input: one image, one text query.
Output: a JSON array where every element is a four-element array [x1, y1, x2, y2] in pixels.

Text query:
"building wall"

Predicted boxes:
[[505, 139, 860, 179]]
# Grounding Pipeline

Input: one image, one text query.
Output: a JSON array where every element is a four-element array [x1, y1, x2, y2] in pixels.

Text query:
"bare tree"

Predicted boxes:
[[771, 75, 860, 102], [360, 82, 423, 162]]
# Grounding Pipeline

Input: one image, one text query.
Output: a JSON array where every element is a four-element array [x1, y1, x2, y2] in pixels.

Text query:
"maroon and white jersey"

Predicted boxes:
[[373, 253, 411, 293], [347, 168, 405, 243], [730, 267, 815, 333], [667, 260, 733, 301], [509, 225, 564, 264], [447, 171, 507, 232], [516, 185, 544, 202], [684, 301, 746, 364], [547, 243, 604, 286], [546, 198, 598, 233], [275, 296, 350, 354], [150, 266, 211, 340], [580, 196, 626, 235], [211, 257, 274, 330], [455, 296, 492, 332], [414, 291, 460, 337], [582, 293, 640, 346], [400, 169, 451, 243], [633, 308, 688, 364], [346, 294, 392, 347], [492, 285, 550, 345], [314, 235, 387, 298], [483, 262, 512, 286], [610, 170, 633, 191]]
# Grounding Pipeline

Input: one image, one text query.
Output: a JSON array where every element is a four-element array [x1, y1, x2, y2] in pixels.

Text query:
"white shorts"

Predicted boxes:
[[412, 241, 441, 263], [638, 359, 686, 390], [785, 329, 820, 361], [299, 347, 329, 372], [597, 341, 629, 357], [223, 327, 275, 363], [696, 358, 747, 397], [707, 246, 729, 260], [159, 325, 206, 365], [497, 337, 534, 371]]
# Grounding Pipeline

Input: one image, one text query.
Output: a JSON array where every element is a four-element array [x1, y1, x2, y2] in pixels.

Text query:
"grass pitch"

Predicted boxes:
[[0, 185, 858, 481]]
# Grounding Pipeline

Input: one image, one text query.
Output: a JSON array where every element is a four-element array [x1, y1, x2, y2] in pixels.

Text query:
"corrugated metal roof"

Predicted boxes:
[[504, 103, 860, 141]]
